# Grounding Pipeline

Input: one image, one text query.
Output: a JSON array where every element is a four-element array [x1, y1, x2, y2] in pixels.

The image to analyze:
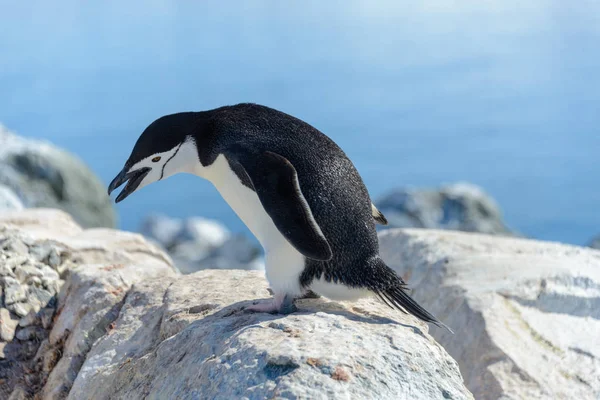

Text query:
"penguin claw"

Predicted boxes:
[[277, 300, 298, 315]]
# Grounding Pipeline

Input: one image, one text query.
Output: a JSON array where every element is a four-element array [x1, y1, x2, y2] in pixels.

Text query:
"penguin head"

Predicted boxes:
[[108, 112, 202, 203]]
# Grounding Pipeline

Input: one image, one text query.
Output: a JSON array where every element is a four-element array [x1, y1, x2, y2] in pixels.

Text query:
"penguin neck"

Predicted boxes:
[[193, 154, 290, 254]]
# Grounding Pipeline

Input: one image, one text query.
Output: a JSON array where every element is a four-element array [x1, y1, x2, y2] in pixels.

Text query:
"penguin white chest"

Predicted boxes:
[[196, 154, 306, 296]]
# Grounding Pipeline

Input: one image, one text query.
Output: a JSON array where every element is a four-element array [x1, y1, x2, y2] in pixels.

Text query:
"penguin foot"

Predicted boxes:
[[245, 301, 280, 314], [246, 293, 298, 315], [278, 294, 298, 314], [300, 290, 320, 299]]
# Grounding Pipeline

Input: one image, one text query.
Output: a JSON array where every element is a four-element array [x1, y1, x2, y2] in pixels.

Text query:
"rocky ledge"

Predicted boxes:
[[379, 229, 600, 400], [0, 209, 176, 399], [375, 182, 515, 236], [140, 213, 264, 274], [0, 124, 116, 229], [1, 209, 472, 400]]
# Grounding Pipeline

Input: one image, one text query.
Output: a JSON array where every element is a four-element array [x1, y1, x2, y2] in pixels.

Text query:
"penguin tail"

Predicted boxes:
[[371, 258, 453, 334]]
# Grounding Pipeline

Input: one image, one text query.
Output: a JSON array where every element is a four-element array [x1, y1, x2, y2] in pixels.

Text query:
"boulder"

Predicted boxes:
[[0, 124, 116, 229], [0, 184, 23, 211], [378, 228, 600, 400], [2, 208, 473, 400], [66, 269, 472, 400], [375, 182, 514, 236], [140, 213, 264, 273], [587, 235, 600, 250], [0, 208, 177, 399]]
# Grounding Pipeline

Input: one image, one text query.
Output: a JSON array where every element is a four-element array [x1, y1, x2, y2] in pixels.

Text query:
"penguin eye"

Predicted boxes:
[[151, 156, 161, 163]]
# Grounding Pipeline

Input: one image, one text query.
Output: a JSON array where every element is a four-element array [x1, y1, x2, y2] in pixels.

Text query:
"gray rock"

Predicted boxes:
[[26, 276, 43, 287], [0, 307, 19, 341], [4, 280, 27, 305], [1, 275, 20, 288], [173, 235, 265, 274], [141, 213, 264, 274], [139, 213, 184, 248], [29, 243, 66, 270], [0, 263, 16, 277], [27, 286, 54, 309], [142, 213, 230, 250], [14, 264, 43, 282], [379, 228, 600, 400], [28, 243, 53, 262], [2, 209, 473, 399], [8, 302, 33, 318], [0, 184, 23, 210], [8, 386, 29, 400], [1, 238, 29, 255], [47, 247, 62, 269], [0, 208, 177, 399], [19, 309, 40, 327], [3, 255, 29, 272], [67, 270, 472, 400], [40, 265, 60, 281], [0, 123, 116, 229], [16, 325, 48, 341], [587, 235, 600, 249], [42, 278, 63, 296], [375, 182, 514, 236], [211, 234, 262, 263], [40, 308, 55, 329]]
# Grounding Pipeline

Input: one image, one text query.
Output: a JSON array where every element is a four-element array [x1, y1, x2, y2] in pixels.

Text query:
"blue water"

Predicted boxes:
[[1, 1, 599, 245]]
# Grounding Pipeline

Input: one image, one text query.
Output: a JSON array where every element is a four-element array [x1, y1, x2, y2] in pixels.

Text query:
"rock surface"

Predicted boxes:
[[1, 209, 472, 400], [0, 208, 177, 399], [587, 235, 600, 250], [379, 228, 600, 400], [375, 182, 514, 236], [0, 184, 24, 211], [0, 124, 116, 229], [66, 269, 471, 400], [141, 213, 264, 273]]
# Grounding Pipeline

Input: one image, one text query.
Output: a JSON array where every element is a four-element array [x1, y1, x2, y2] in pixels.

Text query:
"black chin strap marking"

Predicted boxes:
[[160, 143, 183, 180]]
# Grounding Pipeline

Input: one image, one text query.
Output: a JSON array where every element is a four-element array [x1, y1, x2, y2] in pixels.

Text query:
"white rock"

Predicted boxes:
[[379, 228, 600, 400], [141, 213, 230, 249], [0, 307, 19, 341], [67, 270, 472, 400], [0, 124, 116, 228], [139, 213, 184, 247], [8, 302, 33, 318], [0, 208, 177, 398], [0, 263, 16, 277], [0, 184, 23, 210], [174, 234, 265, 274], [1, 209, 473, 399], [376, 182, 515, 236], [180, 216, 230, 247], [14, 264, 43, 282], [140, 213, 263, 274], [4, 280, 27, 305]]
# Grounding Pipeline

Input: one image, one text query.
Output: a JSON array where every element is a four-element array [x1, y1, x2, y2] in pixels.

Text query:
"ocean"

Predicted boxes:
[[1, 0, 599, 245]]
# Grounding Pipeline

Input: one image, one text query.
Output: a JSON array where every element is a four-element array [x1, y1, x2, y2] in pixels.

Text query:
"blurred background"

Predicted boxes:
[[1, 0, 599, 247]]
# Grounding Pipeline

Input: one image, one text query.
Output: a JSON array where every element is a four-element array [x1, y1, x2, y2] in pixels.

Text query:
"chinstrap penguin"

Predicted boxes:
[[108, 103, 451, 332]]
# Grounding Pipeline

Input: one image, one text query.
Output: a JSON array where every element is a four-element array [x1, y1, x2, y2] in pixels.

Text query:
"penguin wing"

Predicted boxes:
[[231, 150, 333, 261]]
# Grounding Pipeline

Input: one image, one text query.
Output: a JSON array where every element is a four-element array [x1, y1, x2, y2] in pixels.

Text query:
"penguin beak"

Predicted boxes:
[[108, 167, 151, 203]]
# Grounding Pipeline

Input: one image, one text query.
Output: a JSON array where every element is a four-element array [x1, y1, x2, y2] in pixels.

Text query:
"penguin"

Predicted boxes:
[[108, 103, 450, 332]]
